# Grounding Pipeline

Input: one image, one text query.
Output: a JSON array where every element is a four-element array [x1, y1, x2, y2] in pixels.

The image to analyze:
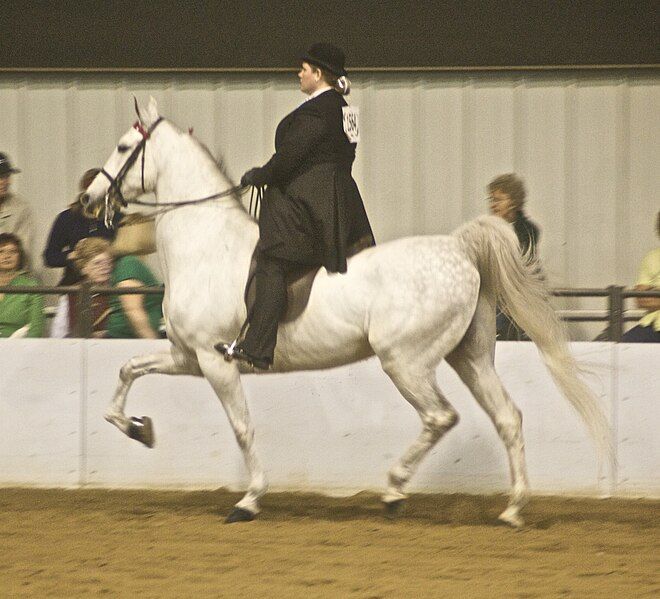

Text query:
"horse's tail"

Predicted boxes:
[[454, 215, 613, 469]]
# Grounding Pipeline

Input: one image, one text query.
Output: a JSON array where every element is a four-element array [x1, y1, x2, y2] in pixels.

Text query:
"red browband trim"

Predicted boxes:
[[133, 121, 150, 139]]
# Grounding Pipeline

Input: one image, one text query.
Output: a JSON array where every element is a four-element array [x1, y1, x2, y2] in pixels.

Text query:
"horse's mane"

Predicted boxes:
[[173, 122, 245, 208]]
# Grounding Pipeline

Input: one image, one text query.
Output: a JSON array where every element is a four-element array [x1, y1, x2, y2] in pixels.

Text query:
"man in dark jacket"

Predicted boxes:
[[216, 43, 374, 369]]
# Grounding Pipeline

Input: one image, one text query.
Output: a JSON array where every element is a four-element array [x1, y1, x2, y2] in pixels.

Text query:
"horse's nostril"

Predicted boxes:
[[80, 193, 90, 206]]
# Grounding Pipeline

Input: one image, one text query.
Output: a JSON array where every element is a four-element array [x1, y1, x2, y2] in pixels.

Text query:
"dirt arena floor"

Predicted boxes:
[[0, 488, 657, 598]]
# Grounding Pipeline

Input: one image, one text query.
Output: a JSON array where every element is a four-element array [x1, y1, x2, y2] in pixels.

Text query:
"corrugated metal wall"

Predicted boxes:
[[0, 72, 658, 337]]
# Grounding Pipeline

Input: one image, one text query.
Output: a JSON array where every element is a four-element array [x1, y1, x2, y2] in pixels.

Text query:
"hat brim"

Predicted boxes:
[[300, 54, 347, 77]]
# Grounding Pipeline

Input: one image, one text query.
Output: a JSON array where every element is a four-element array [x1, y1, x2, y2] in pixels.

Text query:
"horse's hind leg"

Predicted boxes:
[[105, 347, 201, 446], [380, 363, 459, 511], [447, 341, 529, 528]]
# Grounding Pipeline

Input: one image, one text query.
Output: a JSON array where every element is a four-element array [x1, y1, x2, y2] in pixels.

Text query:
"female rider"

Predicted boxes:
[[216, 43, 374, 369]]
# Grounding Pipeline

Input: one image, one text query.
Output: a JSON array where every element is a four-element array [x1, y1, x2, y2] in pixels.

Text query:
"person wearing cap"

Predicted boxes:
[[0, 152, 34, 266], [216, 42, 375, 370]]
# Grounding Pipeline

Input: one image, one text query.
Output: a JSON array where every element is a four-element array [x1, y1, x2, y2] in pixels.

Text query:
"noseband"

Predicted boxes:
[[99, 117, 164, 226]]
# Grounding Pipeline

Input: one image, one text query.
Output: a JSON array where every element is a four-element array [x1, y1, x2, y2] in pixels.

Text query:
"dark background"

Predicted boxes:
[[1, 0, 658, 71]]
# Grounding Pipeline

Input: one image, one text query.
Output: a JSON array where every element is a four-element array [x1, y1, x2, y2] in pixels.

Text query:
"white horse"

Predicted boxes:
[[83, 97, 611, 526]]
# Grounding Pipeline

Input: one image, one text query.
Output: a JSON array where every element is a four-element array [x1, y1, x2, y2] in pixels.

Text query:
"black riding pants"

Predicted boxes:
[[240, 252, 314, 363]]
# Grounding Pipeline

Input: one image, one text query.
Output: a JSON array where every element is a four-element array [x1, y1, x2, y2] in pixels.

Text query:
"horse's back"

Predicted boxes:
[[274, 233, 480, 371]]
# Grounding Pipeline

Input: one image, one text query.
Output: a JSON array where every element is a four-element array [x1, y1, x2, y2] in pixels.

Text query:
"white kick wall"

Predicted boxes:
[[0, 340, 657, 497], [0, 73, 658, 337]]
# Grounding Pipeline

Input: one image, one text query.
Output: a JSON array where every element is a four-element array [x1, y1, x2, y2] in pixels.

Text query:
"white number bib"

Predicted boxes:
[[342, 105, 360, 143]]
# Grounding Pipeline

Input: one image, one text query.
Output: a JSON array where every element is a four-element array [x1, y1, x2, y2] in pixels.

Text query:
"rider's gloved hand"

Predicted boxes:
[[240, 167, 267, 187]]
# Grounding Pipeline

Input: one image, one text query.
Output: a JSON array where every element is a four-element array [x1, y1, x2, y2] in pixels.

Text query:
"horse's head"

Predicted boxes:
[[81, 96, 162, 221]]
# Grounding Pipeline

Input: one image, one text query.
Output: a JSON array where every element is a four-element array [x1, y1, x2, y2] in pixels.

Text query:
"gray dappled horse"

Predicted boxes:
[[82, 98, 611, 526]]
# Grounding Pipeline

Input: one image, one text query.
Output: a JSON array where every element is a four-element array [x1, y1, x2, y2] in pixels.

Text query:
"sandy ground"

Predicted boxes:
[[0, 488, 657, 598]]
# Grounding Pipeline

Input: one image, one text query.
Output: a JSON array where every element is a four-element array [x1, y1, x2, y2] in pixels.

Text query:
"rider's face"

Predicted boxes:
[[298, 62, 322, 95]]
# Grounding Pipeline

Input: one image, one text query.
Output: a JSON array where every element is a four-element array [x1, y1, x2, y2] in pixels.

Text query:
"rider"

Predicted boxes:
[[215, 42, 375, 369]]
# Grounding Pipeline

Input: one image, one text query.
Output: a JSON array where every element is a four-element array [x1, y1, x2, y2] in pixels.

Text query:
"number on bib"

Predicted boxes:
[[342, 106, 360, 143]]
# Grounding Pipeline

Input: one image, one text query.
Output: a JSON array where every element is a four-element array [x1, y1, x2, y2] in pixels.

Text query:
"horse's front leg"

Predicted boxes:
[[105, 348, 201, 446], [197, 350, 267, 523]]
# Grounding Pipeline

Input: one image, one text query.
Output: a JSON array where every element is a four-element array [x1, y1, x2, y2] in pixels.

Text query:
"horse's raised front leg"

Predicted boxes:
[[105, 347, 202, 447], [380, 363, 459, 514], [197, 350, 267, 523]]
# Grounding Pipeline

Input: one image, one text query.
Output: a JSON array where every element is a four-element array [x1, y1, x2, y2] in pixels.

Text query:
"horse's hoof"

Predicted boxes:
[[498, 506, 524, 529], [127, 416, 155, 448], [383, 499, 405, 519], [225, 507, 256, 524]]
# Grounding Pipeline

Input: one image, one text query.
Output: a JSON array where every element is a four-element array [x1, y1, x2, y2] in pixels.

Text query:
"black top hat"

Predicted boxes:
[[301, 43, 347, 77], [0, 153, 20, 177]]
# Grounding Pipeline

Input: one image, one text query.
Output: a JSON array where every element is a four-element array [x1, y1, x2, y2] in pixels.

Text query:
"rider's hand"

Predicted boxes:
[[240, 167, 267, 187]]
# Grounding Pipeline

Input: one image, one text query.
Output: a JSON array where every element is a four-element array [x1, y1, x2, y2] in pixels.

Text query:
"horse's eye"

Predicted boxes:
[[117, 144, 130, 153]]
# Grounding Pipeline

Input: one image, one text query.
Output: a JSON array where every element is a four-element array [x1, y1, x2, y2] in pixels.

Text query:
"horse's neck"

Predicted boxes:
[[154, 129, 235, 212], [152, 128, 258, 276]]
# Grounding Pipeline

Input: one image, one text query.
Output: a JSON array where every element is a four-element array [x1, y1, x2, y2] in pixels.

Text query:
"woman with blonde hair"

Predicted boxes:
[[69, 237, 163, 339]]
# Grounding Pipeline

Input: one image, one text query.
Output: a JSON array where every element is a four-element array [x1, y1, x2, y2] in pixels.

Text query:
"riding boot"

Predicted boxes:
[[238, 253, 289, 365]]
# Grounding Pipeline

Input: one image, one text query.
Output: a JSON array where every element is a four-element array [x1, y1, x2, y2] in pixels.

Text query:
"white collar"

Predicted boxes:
[[306, 86, 332, 101]]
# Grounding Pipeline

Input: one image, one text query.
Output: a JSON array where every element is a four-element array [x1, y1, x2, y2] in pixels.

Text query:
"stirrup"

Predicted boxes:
[[214, 339, 238, 362]]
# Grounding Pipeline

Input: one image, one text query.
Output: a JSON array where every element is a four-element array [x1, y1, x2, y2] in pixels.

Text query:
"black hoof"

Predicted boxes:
[[127, 416, 155, 448], [225, 507, 256, 524], [383, 499, 405, 519]]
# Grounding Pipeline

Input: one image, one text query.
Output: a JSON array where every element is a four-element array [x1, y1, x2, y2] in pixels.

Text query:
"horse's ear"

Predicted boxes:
[[146, 96, 159, 123], [133, 96, 143, 123]]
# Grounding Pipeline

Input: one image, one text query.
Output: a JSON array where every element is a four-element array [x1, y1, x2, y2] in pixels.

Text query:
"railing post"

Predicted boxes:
[[74, 281, 93, 338], [607, 285, 624, 342]]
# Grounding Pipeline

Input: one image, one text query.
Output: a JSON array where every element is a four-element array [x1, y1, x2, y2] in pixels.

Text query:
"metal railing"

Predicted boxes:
[[0, 284, 658, 341], [552, 287, 660, 342], [0, 283, 163, 338]]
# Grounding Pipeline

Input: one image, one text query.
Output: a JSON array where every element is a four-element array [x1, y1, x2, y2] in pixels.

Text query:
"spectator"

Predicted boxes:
[[487, 173, 540, 340], [43, 168, 121, 286], [44, 168, 121, 337], [0, 152, 34, 265], [0, 233, 44, 338], [621, 211, 660, 342], [72, 238, 163, 339]]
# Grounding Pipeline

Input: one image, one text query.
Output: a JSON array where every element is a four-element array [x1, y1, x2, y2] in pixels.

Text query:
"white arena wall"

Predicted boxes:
[[0, 339, 657, 498], [0, 72, 658, 340]]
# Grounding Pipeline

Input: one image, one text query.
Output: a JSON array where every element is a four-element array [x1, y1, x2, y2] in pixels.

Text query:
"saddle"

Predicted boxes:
[[244, 235, 373, 323]]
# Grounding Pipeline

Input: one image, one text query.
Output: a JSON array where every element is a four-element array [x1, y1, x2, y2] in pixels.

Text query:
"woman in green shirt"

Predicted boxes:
[[72, 238, 163, 339], [0, 233, 44, 338]]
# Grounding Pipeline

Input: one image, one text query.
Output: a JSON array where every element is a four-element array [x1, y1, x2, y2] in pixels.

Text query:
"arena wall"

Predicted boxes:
[[0, 340, 657, 497]]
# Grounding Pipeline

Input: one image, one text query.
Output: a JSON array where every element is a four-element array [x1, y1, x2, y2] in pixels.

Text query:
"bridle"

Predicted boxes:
[[98, 117, 163, 227], [95, 116, 248, 227]]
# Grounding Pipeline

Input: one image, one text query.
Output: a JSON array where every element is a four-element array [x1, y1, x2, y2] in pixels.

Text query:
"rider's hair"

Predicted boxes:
[[314, 65, 351, 96], [71, 237, 112, 274], [488, 173, 527, 211]]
